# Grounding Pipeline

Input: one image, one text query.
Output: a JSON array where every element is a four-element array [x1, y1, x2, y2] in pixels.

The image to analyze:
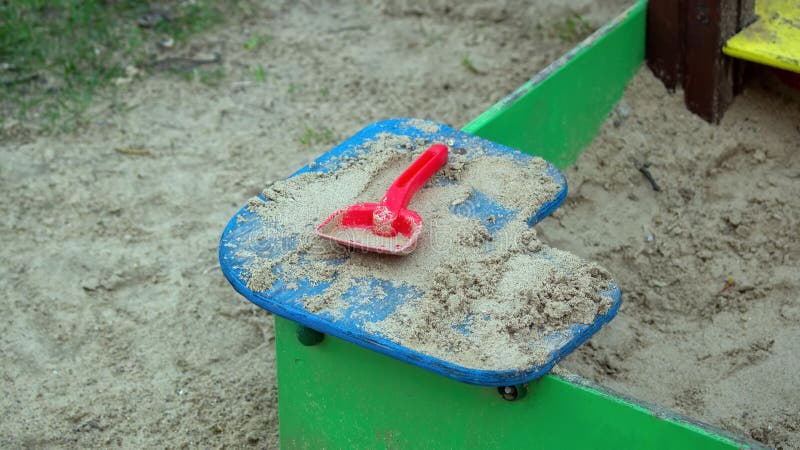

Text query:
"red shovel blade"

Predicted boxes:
[[315, 144, 448, 255], [316, 203, 422, 255]]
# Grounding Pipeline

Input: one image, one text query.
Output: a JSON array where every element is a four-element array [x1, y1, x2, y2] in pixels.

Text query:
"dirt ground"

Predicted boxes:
[[1, 0, 797, 448]]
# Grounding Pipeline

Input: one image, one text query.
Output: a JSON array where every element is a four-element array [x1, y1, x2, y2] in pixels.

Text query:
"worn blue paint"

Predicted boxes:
[[218, 118, 621, 386], [451, 189, 518, 235], [317, 278, 423, 331]]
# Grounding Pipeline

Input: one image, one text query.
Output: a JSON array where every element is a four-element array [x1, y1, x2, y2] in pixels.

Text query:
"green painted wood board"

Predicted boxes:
[[462, 1, 647, 169], [276, 317, 755, 449]]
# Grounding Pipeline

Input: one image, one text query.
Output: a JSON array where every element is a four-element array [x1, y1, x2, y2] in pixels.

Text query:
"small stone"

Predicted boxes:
[[82, 278, 100, 291], [616, 100, 631, 118]]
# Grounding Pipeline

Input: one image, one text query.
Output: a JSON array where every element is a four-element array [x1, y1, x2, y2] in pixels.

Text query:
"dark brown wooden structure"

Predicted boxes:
[[646, 0, 756, 123]]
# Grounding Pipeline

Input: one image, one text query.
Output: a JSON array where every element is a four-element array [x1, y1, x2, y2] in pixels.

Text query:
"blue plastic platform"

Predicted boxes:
[[219, 119, 621, 386]]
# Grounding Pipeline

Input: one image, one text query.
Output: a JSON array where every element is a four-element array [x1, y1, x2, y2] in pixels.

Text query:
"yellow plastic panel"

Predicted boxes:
[[723, 0, 800, 73]]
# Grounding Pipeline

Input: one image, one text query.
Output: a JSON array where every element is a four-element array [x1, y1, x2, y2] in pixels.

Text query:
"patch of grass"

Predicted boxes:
[[299, 126, 334, 147], [0, 0, 222, 132], [551, 12, 595, 43], [153, 2, 218, 41], [461, 56, 485, 75], [244, 34, 272, 51], [253, 64, 266, 83]]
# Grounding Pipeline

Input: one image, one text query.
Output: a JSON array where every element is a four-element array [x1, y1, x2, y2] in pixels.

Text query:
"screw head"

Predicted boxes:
[[498, 384, 528, 401]]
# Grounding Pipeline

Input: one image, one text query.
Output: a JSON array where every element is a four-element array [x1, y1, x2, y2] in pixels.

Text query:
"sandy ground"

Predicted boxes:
[[1, 0, 797, 448], [1, 1, 627, 448], [548, 69, 800, 448]]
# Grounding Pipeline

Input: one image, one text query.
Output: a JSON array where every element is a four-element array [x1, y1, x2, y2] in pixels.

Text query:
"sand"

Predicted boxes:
[[239, 133, 613, 371], [547, 69, 800, 448], [1, 0, 797, 448]]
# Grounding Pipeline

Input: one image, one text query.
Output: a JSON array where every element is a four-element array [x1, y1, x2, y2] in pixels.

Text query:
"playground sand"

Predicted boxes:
[[2, 0, 797, 448], [241, 134, 613, 371], [545, 68, 800, 448]]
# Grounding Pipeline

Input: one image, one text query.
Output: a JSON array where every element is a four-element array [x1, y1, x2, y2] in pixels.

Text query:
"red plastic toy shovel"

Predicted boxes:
[[316, 143, 449, 255]]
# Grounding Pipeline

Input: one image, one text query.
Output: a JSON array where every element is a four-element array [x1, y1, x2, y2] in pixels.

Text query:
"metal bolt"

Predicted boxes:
[[498, 384, 528, 401]]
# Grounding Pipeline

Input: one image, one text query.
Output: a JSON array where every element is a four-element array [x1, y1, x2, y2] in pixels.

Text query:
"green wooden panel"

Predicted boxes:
[[462, 1, 647, 168], [276, 317, 754, 449]]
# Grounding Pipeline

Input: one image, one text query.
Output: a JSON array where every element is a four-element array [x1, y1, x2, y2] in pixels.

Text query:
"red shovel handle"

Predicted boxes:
[[379, 143, 449, 214]]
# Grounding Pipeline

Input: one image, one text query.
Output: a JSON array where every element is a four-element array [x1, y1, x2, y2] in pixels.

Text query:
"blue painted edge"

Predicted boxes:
[[218, 118, 621, 386]]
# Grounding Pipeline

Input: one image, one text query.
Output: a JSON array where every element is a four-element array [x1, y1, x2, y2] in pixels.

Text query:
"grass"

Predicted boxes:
[[461, 56, 485, 75], [0, 0, 222, 132], [244, 34, 272, 51], [552, 12, 595, 43], [253, 64, 266, 83], [299, 126, 334, 147]]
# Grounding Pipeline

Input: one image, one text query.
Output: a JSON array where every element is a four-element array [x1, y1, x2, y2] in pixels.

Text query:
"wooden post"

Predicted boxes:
[[646, 0, 755, 123], [646, 0, 684, 90]]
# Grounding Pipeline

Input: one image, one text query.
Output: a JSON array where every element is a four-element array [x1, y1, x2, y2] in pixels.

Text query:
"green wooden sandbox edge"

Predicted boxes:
[[463, 1, 645, 169], [276, 316, 759, 449], [275, 1, 765, 448]]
